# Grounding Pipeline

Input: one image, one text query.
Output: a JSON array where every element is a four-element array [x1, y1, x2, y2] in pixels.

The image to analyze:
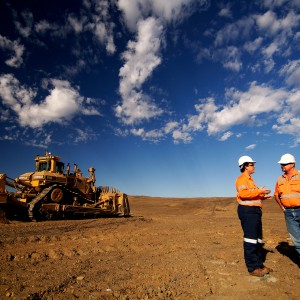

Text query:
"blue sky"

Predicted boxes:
[[1, 0, 300, 198]]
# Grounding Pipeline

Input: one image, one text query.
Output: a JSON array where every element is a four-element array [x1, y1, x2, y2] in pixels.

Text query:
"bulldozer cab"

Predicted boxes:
[[35, 152, 64, 174]]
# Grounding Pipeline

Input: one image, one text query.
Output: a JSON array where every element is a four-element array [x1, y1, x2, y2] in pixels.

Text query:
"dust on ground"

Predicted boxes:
[[0, 196, 299, 299]]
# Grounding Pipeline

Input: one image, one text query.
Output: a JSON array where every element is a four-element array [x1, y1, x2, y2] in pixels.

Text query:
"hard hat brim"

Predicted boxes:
[[239, 160, 256, 167]]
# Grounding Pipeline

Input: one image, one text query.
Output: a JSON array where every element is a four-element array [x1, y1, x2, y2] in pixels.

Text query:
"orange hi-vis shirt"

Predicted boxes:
[[236, 172, 265, 207], [274, 169, 300, 208]]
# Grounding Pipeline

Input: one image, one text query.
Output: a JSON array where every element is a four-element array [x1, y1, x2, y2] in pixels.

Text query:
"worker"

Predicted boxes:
[[274, 153, 300, 258], [236, 156, 273, 277]]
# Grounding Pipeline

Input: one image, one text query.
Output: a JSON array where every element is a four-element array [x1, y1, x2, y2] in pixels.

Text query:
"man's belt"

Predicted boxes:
[[284, 206, 300, 209]]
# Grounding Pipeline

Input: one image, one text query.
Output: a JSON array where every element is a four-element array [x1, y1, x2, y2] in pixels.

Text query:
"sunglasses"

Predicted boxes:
[[280, 163, 291, 166], [248, 163, 255, 166]]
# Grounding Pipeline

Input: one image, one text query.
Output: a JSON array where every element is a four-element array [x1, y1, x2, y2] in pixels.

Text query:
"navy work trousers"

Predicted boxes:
[[238, 205, 264, 272]]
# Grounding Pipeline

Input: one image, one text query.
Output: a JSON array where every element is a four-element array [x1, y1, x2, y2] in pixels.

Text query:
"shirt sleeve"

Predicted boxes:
[[274, 181, 279, 197], [236, 176, 264, 200]]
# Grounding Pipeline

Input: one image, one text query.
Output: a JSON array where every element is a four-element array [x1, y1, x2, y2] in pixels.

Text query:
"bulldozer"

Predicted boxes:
[[0, 152, 130, 222]]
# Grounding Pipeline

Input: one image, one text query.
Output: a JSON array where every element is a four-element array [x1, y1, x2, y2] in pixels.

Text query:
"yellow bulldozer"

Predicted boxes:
[[0, 152, 130, 222]]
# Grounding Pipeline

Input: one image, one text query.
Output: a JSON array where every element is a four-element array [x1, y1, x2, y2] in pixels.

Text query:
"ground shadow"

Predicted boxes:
[[276, 242, 300, 267], [261, 246, 274, 263]]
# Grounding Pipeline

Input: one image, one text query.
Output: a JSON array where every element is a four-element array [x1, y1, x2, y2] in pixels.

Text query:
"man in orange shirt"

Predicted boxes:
[[274, 153, 300, 258], [236, 156, 273, 277]]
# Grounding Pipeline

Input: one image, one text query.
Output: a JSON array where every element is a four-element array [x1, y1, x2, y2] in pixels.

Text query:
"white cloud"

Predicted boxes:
[[286, 90, 300, 112], [35, 1, 116, 55], [256, 10, 300, 37], [262, 42, 278, 58], [115, 0, 209, 125], [115, 17, 164, 124], [0, 74, 101, 128], [164, 121, 179, 134], [73, 128, 98, 143], [84, 0, 116, 55], [206, 82, 286, 135], [161, 82, 288, 144], [218, 6, 232, 19], [280, 59, 300, 86], [68, 15, 85, 33], [246, 144, 256, 150], [219, 131, 233, 141], [221, 46, 242, 71], [0, 35, 25, 68], [172, 129, 192, 144], [262, 0, 289, 8], [14, 10, 34, 38], [117, 0, 207, 32], [272, 89, 300, 145], [130, 127, 164, 142], [273, 118, 300, 136], [214, 17, 255, 46], [34, 20, 55, 33], [244, 37, 263, 53]]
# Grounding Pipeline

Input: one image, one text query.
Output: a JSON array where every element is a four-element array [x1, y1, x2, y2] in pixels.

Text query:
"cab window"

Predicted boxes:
[[56, 162, 64, 174], [38, 162, 49, 171]]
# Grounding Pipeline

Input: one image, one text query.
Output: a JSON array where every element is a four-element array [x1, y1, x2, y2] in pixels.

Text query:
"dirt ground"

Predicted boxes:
[[0, 196, 299, 300]]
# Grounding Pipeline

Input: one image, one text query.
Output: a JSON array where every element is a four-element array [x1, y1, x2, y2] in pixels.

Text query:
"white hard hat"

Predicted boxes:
[[238, 155, 256, 167], [278, 153, 296, 164]]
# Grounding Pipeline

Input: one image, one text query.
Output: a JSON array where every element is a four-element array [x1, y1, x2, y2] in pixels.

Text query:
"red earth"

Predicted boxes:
[[0, 196, 299, 299]]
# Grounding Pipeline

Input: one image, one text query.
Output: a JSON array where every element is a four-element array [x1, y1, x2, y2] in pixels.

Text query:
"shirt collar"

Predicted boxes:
[[242, 172, 252, 180], [282, 168, 299, 178]]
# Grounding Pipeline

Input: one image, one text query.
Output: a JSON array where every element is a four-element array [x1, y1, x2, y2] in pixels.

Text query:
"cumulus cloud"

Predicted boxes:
[[115, 0, 209, 124], [157, 82, 291, 144], [3, 0, 300, 147], [206, 82, 287, 135], [117, 0, 207, 32], [115, 17, 164, 124], [0, 74, 101, 128]]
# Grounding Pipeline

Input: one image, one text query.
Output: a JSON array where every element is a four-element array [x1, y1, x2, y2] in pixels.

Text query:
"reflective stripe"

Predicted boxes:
[[278, 177, 286, 183], [258, 238, 263, 244], [238, 200, 262, 206], [237, 184, 247, 191], [244, 238, 257, 244], [278, 174, 300, 183], [238, 185, 259, 192], [281, 193, 300, 199]]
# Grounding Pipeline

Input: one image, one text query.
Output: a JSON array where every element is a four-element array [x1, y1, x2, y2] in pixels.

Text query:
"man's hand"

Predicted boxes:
[[259, 186, 272, 199]]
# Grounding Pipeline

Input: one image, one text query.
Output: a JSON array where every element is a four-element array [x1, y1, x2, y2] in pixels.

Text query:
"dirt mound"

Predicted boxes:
[[0, 196, 299, 299]]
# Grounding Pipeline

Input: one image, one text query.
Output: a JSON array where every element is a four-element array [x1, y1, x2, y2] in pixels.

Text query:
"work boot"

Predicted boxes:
[[249, 268, 265, 277], [263, 266, 273, 273]]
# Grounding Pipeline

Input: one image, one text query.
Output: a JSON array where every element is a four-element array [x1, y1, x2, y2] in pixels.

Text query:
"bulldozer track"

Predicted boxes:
[[28, 184, 129, 221], [28, 186, 54, 220]]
